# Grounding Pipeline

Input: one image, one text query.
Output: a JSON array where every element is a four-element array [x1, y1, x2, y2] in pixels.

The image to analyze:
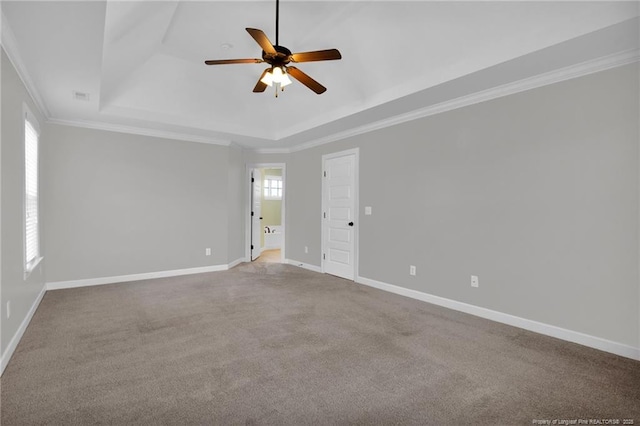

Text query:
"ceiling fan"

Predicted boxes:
[[204, 0, 342, 96]]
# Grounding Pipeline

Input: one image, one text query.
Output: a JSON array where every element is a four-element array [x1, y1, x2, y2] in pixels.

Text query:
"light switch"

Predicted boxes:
[[365, 206, 372, 215]]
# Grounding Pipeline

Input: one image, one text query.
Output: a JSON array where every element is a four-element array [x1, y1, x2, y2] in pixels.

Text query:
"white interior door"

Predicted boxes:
[[251, 169, 262, 261], [322, 151, 357, 280]]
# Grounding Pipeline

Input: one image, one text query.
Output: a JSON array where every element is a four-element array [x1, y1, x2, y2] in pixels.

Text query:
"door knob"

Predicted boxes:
[[259, 217, 263, 220], [348, 222, 354, 226]]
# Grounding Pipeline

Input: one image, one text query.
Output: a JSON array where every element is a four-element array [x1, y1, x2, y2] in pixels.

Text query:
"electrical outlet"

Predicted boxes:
[[471, 275, 479, 288], [6, 301, 10, 319], [409, 265, 416, 276], [304, 246, 308, 254], [205, 248, 211, 256]]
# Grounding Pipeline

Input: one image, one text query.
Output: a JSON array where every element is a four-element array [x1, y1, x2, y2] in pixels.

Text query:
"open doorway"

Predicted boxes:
[[246, 163, 286, 263]]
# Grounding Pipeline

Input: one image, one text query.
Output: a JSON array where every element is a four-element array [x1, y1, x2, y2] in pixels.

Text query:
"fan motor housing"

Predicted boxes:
[[263, 45, 292, 66]]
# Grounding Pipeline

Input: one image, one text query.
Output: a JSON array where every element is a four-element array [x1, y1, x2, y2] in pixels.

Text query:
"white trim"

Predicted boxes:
[[245, 166, 252, 262], [287, 49, 640, 154], [321, 148, 359, 280], [46, 264, 231, 290], [637, 28, 640, 361], [356, 275, 640, 361], [1, 284, 46, 376], [0, 13, 49, 118], [285, 259, 322, 273], [47, 118, 231, 147]]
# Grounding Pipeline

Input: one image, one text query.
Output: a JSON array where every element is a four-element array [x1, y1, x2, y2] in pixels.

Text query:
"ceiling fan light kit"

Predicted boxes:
[[204, 0, 341, 97], [261, 66, 292, 88]]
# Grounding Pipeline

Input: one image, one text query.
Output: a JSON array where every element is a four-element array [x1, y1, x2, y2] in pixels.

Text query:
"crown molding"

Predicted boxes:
[[287, 48, 640, 154], [252, 148, 291, 155], [47, 118, 232, 146], [1, 12, 50, 119]]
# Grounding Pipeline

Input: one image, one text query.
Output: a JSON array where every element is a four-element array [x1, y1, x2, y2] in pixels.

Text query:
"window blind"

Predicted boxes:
[[24, 116, 39, 271]]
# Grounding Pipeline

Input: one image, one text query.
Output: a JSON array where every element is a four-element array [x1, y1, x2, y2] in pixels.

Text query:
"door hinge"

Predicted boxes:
[[323, 171, 326, 177], [251, 211, 254, 216], [251, 177, 254, 183], [251, 245, 254, 250], [323, 212, 326, 219], [323, 253, 326, 260]]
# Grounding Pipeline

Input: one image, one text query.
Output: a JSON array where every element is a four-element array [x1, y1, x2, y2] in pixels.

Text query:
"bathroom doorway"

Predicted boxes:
[[246, 163, 285, 263]]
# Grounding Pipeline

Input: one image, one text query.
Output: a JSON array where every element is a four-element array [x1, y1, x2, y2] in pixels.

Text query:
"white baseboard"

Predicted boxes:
[[1, 284, 47, 376], [356, 275, 640, 361], [47, 263, 231, 290], [285, 259, 322, 273]]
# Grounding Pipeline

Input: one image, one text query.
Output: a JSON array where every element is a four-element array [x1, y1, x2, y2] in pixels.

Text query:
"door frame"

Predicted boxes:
[[250, 168, 262, 261], [321, 148, 359, 280], [245, 163, 286, 263]]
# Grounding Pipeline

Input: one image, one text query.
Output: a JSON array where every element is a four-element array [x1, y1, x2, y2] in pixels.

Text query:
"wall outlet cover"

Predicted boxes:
[[471, 275, 479, 287]]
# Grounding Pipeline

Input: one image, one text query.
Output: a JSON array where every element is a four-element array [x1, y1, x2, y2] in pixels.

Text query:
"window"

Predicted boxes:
[[263, 175, 282, 200], [24, 105, 41, 277]]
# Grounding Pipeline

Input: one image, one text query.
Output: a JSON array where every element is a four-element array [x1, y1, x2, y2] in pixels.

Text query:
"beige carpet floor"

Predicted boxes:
[[1, 262, 639, 425]]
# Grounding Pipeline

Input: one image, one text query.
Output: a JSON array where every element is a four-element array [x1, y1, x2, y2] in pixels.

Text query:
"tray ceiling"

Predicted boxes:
[[2, 1, 638, 150]]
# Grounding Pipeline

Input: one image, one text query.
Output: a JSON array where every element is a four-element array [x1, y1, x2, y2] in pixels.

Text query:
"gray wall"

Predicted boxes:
[[42, 124, 231, 282], [227, 143, 245, 263], [2, 46, 638, 360], [286, 64, 640, 348], [242, 152, 288, 165], [1, 48, 47, 356]]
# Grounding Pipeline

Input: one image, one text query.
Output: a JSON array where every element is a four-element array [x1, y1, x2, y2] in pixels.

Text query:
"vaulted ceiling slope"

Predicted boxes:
[[2, 1, 638, 152]]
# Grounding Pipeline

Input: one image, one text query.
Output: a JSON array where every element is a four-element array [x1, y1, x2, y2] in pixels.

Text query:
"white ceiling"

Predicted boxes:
[[2, 1, 638, 151]]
